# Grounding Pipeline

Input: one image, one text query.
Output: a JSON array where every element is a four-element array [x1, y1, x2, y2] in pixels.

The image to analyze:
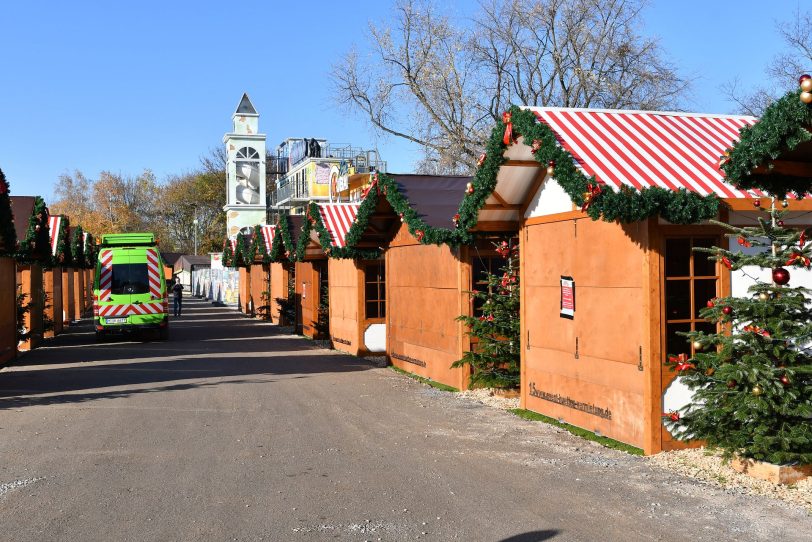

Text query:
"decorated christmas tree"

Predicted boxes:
[[665, 199, 812, 465], [453, 240, 520, 389]]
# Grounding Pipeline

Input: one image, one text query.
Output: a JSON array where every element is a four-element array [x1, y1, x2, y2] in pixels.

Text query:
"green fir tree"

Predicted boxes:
[[453, 240, 520, 389], [666, 199, 812, 465]]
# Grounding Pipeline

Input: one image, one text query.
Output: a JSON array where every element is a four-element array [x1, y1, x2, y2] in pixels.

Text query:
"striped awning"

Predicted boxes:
[[317, 203, 360, 248], [229, 238, 237, 252], [260, 225, 276, 252], [529, 107, 759, 198], [48, 215, 62, 256]]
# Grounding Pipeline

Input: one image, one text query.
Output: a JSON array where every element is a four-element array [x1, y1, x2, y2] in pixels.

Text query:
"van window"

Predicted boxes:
[[111, 264, 149, 295]]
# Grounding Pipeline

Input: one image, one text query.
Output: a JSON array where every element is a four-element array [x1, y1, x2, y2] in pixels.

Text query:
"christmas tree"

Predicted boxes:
[[665, 198, 812, 465], [453, 240, 520, 389]]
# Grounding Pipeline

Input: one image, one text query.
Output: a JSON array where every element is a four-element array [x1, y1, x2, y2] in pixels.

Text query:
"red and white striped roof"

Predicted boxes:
[[260, 225, 276, 252], [317, 203, 360, 248], [48, 215, 62, 256], [529, 107, 759, 198]]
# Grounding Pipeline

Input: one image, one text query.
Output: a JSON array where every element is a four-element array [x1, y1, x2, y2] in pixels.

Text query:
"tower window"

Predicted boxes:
[[237, 147, 260, 160]]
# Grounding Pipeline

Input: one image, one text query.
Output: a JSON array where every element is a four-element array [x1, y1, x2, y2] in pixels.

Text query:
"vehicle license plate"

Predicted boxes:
[[106, 318, 127, 324]]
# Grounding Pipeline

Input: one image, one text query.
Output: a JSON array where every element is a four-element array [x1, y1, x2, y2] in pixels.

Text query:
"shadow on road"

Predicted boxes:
[[0, 299, 373, 410], [498, 530, 560, 542]]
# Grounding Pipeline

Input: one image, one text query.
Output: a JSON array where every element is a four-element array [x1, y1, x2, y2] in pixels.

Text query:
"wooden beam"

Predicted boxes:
[[469, 220, 520, 232], [723, 198, 812, 211], [504, 160, 542, 167], [520, 167, 550, 216], [491, 190, 510, 206], [482, 203, 522, 210], [753, 160, 812, 177]]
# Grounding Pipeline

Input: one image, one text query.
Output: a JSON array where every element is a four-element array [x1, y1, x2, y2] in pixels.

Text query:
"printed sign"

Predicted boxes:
[[560, 276, 575, 319]]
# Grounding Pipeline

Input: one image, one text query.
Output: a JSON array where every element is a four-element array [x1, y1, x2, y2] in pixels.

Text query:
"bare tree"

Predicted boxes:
[[724, 8, 812, 116], [332, 0, 688, 173]]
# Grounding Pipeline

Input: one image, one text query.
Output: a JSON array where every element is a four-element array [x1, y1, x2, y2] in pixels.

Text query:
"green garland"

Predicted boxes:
[[304, 202, 381, 260], [221, 238, 234, 267], [70, 225, 86, 268], [14, 196, 51, 264], [0, 169, 16, 257], [723, 90, 812, 198], [270, 214, 296, 263], [234, 231, 249, 267], [248, 224, 269, 264], [83, 232, 97, 269]]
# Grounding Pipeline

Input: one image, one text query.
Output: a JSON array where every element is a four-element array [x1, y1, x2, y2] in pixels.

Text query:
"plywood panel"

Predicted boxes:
[[62, 267, 75, 326], [72, 267, 84, 320], [0, 258, 16, 365], [269, 262, 288, 324], [328, 259, 361, 355], [43, 267, 63, 338], [388, 242, 466, 390], [250, 263, 269, 319], [239, 267, 252, 314], [296, 261, 324, 338], [18, 264, 44, 351]]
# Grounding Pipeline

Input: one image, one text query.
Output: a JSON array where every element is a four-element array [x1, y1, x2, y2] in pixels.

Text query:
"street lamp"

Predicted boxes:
[[192, 204, 199, 256]]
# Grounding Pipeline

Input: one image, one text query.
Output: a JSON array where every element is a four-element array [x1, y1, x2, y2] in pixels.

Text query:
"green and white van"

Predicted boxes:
[[93, 233, 169, 340]]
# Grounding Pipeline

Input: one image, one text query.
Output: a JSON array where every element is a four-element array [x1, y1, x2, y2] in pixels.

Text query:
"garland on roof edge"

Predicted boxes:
[[71, 225, 86, 268], [83, 232, 97, 269], [0, 169, 16, 257], [269, 215, 296, 263], [15, 196, 51, 264], [221, 237, 234, 267], [722, 89, 812, 198], [248, 224, 270, 264]]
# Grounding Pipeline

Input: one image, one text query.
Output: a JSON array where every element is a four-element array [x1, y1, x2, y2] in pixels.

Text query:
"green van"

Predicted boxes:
[[93, 233, 169, 340]]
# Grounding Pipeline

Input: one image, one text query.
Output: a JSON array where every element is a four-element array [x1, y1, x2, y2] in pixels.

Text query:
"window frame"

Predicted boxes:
[[363, 260, 386, 321]]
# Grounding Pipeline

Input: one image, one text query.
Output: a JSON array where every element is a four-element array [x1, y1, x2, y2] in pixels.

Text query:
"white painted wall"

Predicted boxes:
[[524, 177, 573, 218]]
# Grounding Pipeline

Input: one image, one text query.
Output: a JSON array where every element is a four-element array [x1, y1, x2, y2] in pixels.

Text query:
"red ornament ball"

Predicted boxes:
[[727, 379, 737, 389], [800, 73, 812, 85], [772, 267, 791, 285], [778, 220, 785, 227], [706, 299, 715, 308], [722, 306, 733, 316], [753, 198, 761, 207], [780, 374, 791, 387]]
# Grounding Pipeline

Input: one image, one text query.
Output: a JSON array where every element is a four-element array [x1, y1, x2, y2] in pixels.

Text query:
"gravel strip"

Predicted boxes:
[[0, 477, 43, 498], [649, 448, 812, 513], [457, 388, 520, 410]]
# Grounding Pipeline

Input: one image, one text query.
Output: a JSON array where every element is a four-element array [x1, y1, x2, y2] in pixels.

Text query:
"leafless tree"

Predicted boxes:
[[724, 8, 812, 116], [332, 0, 688, 173]]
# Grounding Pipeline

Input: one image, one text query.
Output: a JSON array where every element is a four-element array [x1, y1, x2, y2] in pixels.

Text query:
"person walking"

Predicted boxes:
[[172, 279, 184, 317]]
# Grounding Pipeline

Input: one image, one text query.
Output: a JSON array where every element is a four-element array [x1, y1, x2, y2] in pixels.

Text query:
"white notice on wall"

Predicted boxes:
[[560, 276, 575, 319]]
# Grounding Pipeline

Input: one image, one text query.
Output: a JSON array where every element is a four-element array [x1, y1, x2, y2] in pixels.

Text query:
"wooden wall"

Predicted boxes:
[[328, 258, 362, 355], [249, 263, 270, 319], [520, 215, 651, 451], [62, 268, 74, 325], [239, 266, 252, 315], [72, 267, 84, 319], [43, 267, 63, 338], [17, 264, 44, 351], [295, 260, 324, 338], [85, 269, 93, 313], [269, 262, 288, 325], [0, 257, 16, 365], [387, 223, 470, 390]]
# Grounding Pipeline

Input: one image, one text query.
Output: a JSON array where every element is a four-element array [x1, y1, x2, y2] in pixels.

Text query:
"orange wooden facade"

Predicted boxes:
[[72, 266, 85, 319], [249, 263, 270, 319], [17, 264, 44, 351], [43, 267, 64, 338], [0, 257, 16, 365], [294, 259, 327, 338], [239, 266, 252, 315], [61, 268, 74, 326], [386, 223, 473, 390], [269, 262, 289, 325], [518, 211, 743, 454]]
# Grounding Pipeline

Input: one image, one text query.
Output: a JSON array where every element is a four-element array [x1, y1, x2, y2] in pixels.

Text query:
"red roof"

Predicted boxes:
[[260, 225, 275, 253], [529, 107, 758, 198], [48, 215, 62, 256], [317, 203, 360, 248]]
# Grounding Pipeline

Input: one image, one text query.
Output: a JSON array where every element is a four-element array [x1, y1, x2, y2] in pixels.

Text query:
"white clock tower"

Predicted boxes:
[[223, 93, 267, 237]]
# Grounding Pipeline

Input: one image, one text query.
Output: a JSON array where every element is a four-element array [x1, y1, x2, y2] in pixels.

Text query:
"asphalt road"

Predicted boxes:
[[1, 298, 810, 542]]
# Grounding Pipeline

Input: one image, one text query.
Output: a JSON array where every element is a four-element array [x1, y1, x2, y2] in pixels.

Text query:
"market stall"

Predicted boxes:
[[44, 214, 70, 338], [0, 170, 17, 364]]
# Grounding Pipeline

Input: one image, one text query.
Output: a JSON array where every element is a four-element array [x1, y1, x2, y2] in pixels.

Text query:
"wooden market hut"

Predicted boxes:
[[0, 169, 17, 365], [295, 201, 386, 356], [334, 173, 524, 390], [269, 214, 306, 331], [44, 214, 70, 338], [474, 104, 812, 455], [245, 224, 276, 320], [10, 195, 51, 351]]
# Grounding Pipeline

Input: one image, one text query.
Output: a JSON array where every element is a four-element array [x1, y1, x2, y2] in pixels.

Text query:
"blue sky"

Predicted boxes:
[[0, 0, 806, 201]]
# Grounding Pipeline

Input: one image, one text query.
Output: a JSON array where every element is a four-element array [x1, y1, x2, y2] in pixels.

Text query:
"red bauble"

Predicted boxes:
[[778, 220, 785, 227], [722, 306, 733, 316], [753, 198, 761, 207], [727, 380, 738, 389], [772, 267, 791, 285], [780, 374, 791, 387], [800, 73, 812, 84], [706, 299, 715, 308]]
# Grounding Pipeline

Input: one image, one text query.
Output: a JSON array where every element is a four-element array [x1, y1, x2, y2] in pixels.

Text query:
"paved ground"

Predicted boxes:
[[1, 298, 810, 542]]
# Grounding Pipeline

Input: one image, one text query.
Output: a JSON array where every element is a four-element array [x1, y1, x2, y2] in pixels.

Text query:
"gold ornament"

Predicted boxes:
[[752, 385, 763, 396], [802, 78, 812, 93], [801, 91, 812, 104], [692, 340, 703, 351], [759, 292, 770, 301]]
